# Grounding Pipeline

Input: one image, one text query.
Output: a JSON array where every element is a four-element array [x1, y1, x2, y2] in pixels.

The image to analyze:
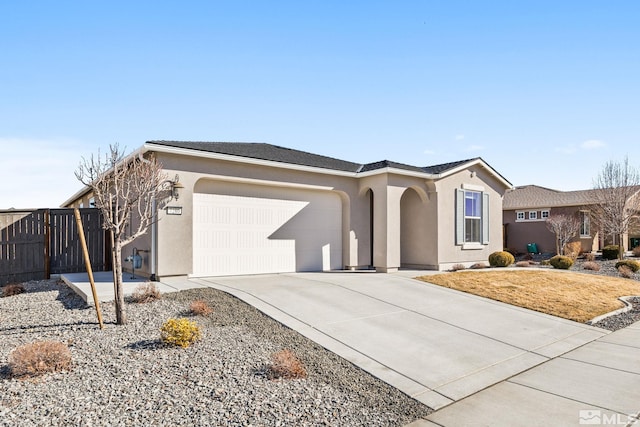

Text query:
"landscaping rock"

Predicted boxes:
[[0, 279, 431, 426]]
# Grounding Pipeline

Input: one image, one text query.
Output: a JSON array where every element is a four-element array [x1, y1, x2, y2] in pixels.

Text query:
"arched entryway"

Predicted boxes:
[[400, 187, 430, 268]]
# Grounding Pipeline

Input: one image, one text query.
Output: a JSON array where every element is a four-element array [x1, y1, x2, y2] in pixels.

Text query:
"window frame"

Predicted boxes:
[[580, 210, 591, 237], [456, 187, 489, 248], [528, 211, 538, 220], [464, 191, 482, 243]]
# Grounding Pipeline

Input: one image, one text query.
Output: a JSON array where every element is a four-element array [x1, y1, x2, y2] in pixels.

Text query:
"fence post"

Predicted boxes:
[[44, 210, 51, 279]]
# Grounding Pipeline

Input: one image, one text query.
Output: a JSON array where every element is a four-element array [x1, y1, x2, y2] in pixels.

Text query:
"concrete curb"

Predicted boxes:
[[588, 295, 637, 324]]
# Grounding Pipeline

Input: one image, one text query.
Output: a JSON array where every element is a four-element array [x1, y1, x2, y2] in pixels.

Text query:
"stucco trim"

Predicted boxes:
[[439, 158, 512, 189], [462, 183, 485, 191], [462, 243, 485, 250], [193, 174, 336, 192]]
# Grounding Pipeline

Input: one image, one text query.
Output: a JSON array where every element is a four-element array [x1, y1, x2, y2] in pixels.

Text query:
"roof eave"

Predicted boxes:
[[434, 158, 513, 189], [144, 142, 359, 177]]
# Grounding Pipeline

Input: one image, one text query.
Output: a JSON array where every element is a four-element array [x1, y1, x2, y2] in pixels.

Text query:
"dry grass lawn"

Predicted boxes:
[[416, 270, 640, 323]]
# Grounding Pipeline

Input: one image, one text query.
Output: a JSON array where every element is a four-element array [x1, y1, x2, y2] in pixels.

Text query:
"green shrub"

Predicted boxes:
[[549, 255, 573, 269], [160, 318, 202, 348], [602, 245, 620, 260], [488, 251, 515, 267], [540, 259, 551, 266], [615, 260, 640, 273]]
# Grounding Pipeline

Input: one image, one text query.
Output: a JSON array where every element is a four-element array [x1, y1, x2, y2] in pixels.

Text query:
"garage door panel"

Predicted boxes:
[[193, 187, 342, 277]]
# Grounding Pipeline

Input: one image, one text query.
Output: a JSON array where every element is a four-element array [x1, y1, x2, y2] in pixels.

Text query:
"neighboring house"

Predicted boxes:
[[64, 141, 512, 278], [503, 184, 640, 255]]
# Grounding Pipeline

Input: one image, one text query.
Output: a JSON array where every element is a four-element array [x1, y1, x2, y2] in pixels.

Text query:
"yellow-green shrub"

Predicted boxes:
[[488, 251, 515, 267], [550, 255, 573, 269], [615, 260, 640, 273], [160, 318, 202, 348]]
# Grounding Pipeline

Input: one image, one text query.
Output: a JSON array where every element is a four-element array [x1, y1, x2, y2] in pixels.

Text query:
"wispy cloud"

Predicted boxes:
[[556, 139, 606, 155], [581, 139, 606, 150], [455, 134, 465, 141]]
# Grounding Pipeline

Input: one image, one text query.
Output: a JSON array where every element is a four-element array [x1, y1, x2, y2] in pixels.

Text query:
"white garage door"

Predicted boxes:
[[192, 185, 342, 276]]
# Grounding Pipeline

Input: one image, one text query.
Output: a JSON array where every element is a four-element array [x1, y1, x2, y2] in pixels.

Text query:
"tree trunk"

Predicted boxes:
[[113, 240, 127, 325], [619, 233, 625, 260]]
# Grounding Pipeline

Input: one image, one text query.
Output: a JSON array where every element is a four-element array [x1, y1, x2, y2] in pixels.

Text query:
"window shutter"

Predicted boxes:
[[456, 189, 464, 245], [482, 192, 490, 244]]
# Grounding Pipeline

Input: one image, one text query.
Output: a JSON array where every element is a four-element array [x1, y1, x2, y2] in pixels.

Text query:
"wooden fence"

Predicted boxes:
[[0, 209, 110, 285]]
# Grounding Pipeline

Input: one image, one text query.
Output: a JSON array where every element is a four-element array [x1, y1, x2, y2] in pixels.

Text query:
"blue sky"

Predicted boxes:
[[1, 1, 638, 208]]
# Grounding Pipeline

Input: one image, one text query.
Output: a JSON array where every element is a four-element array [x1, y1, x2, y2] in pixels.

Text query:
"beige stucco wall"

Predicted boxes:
[[435, 164, 506, 269], [63, 149, 511, 277], [154, 152, 372, 277], [154, 154, 510, 276]]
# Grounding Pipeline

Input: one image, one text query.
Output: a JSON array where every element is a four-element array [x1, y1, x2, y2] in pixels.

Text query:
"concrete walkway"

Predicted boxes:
[[60, 271, 205, 303], [63, 270, 639, 425], [418, 321, 640, 426]]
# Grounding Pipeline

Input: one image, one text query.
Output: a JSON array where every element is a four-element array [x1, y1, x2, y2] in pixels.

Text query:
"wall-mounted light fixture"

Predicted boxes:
[[169, 174, 184, 200]]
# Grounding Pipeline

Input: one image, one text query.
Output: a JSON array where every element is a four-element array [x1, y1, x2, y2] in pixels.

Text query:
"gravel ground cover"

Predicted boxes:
[[0, 280, 431, 426]]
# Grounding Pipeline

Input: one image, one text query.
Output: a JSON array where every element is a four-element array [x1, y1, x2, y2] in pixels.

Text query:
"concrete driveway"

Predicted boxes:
[[192, 272, 608, 410]]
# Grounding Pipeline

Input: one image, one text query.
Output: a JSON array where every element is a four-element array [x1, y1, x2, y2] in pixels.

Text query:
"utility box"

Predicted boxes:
[[527, 243, 538, 254]]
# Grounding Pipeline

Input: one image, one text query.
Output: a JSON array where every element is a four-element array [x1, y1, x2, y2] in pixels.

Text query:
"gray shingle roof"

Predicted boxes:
[[422, 158, 478, 174], [147, 140, 363, 172], [146, 140, 490, 177], [503, 185, 601, 209], [359, 160, 426, 173]]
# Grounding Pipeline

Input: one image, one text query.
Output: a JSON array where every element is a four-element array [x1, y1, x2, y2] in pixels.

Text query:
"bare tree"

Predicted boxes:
[[546, 214, 581, 255], [76, 144, 169, 324], [592, 156, 640, 259]]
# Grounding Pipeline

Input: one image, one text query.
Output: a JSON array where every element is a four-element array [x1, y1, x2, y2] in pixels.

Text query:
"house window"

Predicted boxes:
[[89, 197, 96, 208], [516, 211, 525, 221], [456, 188, 489, 246], [541, 210, 550, 219], [580, 211, 590, 237], [465, 191, 482, 242], [529, 211, 538, 220], [79, 202, 84, 209]]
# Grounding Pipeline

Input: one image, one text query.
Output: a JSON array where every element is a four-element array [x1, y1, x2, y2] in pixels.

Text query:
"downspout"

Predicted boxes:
[[139, 153, 159, 281], [150, 199, 158, 281]]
